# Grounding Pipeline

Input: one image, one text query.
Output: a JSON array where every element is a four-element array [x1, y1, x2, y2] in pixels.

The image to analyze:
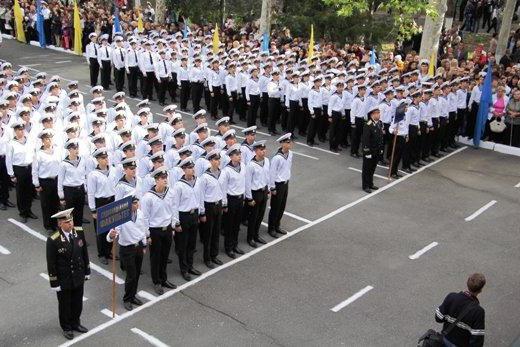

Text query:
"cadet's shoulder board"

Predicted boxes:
[[50, 231, 60, 240], [367, 120, 373, 126], [74, 227, 83, 232]]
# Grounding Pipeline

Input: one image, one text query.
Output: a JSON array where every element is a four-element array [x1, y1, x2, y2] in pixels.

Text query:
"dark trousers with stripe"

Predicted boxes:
[[268, 181, 288, 232], [174, 211, 198, 273], [149, 226, 172, 285], [200, 202, 222, 261], [94, 196, 115, 258], [89, 58, 99, 87], [39, 177, 59, 230], [362, 156, 377, 189], [247, 188, 268, 241], [120, 244, 144, 302], [225, 195, 243, 252], [13, 165, 32, 217], [63, 185, 85, 228], [57, 285, 84, 331]]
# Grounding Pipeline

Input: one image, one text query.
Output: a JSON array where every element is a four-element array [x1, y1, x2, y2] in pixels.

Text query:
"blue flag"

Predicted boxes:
[[473, 62, 493, 147], [370, 47, 376, 65], [36, 0, 46, 47], [113, 7, 122, 36], [183, 17, 191, 38], [394, 101, 407, 123], [262, 32, 269, 53]]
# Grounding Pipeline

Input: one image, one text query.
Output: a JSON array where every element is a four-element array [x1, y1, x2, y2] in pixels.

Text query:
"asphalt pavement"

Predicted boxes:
[[1, 38, 519, 347]]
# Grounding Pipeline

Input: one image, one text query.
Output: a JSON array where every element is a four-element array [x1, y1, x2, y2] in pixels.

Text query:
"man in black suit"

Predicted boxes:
[[46, 208, 90, 340]]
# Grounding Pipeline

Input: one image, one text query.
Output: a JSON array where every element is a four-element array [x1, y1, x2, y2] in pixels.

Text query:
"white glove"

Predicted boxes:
[[365, 154, 372, 159], [51, 286, 61, 292]]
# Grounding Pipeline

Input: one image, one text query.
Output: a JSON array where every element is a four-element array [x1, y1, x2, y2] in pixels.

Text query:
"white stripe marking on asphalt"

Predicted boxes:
[[9, 219, 125, 284], [266, 207, 311, 224], [101, 309, 118, 318], [131, 328, 170, 347], [376, 164, 408, 175], [55, 60, 72, 64], [23, 63, 42, 67], [331, 286, 374, 312], [294, 141, 340, 156], [409, 242, 439, 260], [0, 245, 11, 255], [464, 200, 497, 222], [348, 167, 390, 180], [58, 146, 468, 347], [515, 182, 520, 188], [137, 290, 156, 301], [83, 297, 88, 301], [291, 151, 319, 160], [40, 273, 50, 281], [231, 124, 272, 136]]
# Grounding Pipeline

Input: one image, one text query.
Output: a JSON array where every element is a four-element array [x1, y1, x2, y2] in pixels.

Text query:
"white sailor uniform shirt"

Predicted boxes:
[[32, 147, 62, 187], [108, 209, 149, 246], [6, 137, 34, 176], [218, 162, 246, 207], [140, 187, 175, 229], [171, 177, 201, 224], [86, 167, 117, 211], [269, 149, 292, 190], [196, 168, 224, 215], [245, 157, 270, 200]]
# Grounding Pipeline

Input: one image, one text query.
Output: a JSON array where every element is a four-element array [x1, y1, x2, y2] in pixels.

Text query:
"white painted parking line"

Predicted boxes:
[[231, 124, 272, 137], [266, 207, 311, 224], [515, 182, 520, 188], [409, 242, 439, 260], [101, 309, 118, 318], [291, 151, 319, 160], [9, 218, 125, 284], [55, 60, 72, 64], [23, 63, 42, 67], [348, 167, 390, 180], [59, 146, 468, 347], [295, 141, 340, 156], [131, 328, 170, 347], [464, 200, 497, 222], [40, 273, 50, 281], [261, 221, 268, 228], [376, 164, 408, 175], [0, 244, 11, 255], [331, 285, 374, 312], [137, 290, 156, 301]]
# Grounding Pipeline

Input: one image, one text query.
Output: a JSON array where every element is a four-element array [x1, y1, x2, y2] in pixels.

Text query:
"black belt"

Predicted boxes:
[[64, 185, 84, 190], [149, 226, 170, 232], [40, 176, 57, 181], [228, 194, 244, 199], [275, 181, 288, 185], [121, 241, 146, 248], [205, 200, 222, 206], [179, 209, 198, 215], [252, 186, 268, 193]]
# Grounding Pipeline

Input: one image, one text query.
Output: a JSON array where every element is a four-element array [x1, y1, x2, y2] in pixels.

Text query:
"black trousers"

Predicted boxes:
[[390, 135, 405, 175], [439, 117, 449, 150], [268, 97, 281, 133], [351, 117, 365, 155], [307, 108, 321, 144], [318, 105, 329, 141], [288, 100, 300, 134], [174, 211, 198, 273], [180, 80, 190, 110], [0, 156, 10, 204], [504, 123, 520, 147], [448, 111, 457, 146], [466, 102, 479, 138], [100, 60, 111, 89], [247, 188, 268, 241], [456, 108, 466, 137], [63, 185, 85, 228], [94, 196, 115, 258], [89, 58, 99, 87], [210, 86, 222, 119], [431, 118, 440, 155], [204, 87, 212, 110], [114, 67, 125, 92], [143, 71, 156, 100], [226, 91, 238, 122], [362, 155, 378, 189], [268, 181, 288, 232], [57, 285, 84, 331], [247, 94, 261, 126], [139, 71, 146, 98], [191, 82, 204, 112], [224, 195, 243, 252], [409, 125, 420, 164], [149, 226, 172, 285], [168, 73, 178, 101], [13, 165, 32, 217], [120, 244, 144, 302], [201, 202, 222, 261], [419, 122, 431, 159], [329, 111, 342, 150], [260, 92, 269, 125], [39, 177, 59, 230], [238, 87, 247, 120], [157, 77, 169, 104], [127, 66, 139, 97], [340, 110, 351, 146], [281, 104, 289, 131], [299, 98, 309, 135]]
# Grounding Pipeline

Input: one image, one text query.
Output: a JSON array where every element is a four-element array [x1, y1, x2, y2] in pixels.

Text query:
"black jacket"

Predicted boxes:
[[362, 119, 384, 157], [46, 228, 90, 290], [435, 291, 485, 347]]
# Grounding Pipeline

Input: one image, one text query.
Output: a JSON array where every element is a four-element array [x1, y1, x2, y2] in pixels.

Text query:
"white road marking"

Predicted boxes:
[[348, 167, 390, 180], [20, 54, 51, 59], [9, 218, 125, 284], [59, 146, 468, 347], [266, 207, 311, 224], [294, 141, 340, 156], [40, 273, 50, 281], [131, 328, 170, 347], [83, 297, 88, 301], [376, 164, 408, 175], [261, 221, 268, 228], [409, 242, 439, 260], [464, 200, 497, 222], [0, 244, 11, 255], [515, 182, 520, 188], [331, 286, 374, 312], [231, 124, 272, 137], [55, 60, 72, 64], [101, 309, 118, 318], [137, 290, 156, 301], [291, 151, 319, 160], [23, 63, 42, 67]]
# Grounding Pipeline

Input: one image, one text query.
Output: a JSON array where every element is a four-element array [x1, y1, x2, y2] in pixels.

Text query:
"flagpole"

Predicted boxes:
[[111, 235, 117, 318], [387, 125, 399, 179]]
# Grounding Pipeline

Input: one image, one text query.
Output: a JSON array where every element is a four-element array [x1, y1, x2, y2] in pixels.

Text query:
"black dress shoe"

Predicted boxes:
[[350, 153, 360, 158], [247, 240, 257, 248], [27, 212, 38, 219], [99, 257, 109, 265], [62, 330, 74, 340], [154, 284, 164, 295], [162, 280, 177, 289], [21, 216, 28, 223], [188, 268, 201, 276], [73, 324, 88, 333], [167, 258, 173, 264], [403, 168, 414, 174], [275, 228, 287, 235], [369, 186, 379, 190], [330, 148, 339, 153], [205, 260, 215, 269], [268, 230, 279, 238], [226, 251, 236, 259], [408, 167, 417, 172], [363, 188, 372, 194], [379, 160, 389, 165], [433, 153, 442, 158], [181, 272, 192, 281], [0, 203, 6, 210], [211, 257, 223, 265], [5, 200, 15, 207], [416, 161, 426, 167], [391, 174, 402, 179], [130, 297, 143, 306], [124, 301, 133, 311], [423, 157, 434, 162], [254, 237, 267, 244], [233, 247, 245, 255]]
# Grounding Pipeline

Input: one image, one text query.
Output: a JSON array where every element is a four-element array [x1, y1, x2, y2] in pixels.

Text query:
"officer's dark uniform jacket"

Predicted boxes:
[[361, 119, 384, 157], [46, 228, 91, 289], [435, 291, 485, 347]]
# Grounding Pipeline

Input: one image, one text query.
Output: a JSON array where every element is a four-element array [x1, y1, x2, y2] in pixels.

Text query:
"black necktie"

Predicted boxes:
[[149, 52, 152, 65], [120, 49, 124, 62], [163, 60, 167, 73], [134, 51, 137, 64], [105, 47, 108, 59], [94, 44, 98, 56]]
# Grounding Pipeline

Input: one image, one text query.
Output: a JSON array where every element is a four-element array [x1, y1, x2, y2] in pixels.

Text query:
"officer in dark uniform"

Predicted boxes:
[[46, 208, 90, 340], [361, 105, 384, 194]]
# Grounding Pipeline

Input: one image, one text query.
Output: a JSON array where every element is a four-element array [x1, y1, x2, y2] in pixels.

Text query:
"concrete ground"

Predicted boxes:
[[1, 39, 519, 347]]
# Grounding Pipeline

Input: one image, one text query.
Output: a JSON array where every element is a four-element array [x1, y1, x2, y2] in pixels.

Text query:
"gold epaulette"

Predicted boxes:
[[50, 232, 60, 240], [367, 120, 373, 125]]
